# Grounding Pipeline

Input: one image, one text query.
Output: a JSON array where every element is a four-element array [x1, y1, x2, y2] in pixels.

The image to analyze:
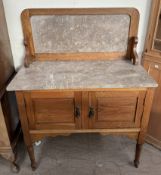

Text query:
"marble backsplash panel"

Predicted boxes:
[[31, 15, 130, 53]]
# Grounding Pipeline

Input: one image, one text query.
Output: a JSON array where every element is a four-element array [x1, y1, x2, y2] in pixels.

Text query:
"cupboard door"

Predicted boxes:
[[88, 91, 146, 129], [144, 60, 161, 144], [24, 91, 82, 130]]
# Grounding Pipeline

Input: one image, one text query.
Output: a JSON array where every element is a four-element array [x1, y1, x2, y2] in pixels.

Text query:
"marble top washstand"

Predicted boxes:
[[7, 60, 157, 91]]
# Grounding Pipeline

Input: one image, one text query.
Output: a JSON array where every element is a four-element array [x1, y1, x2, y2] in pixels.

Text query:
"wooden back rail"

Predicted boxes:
[[21, 8, 140, 67]]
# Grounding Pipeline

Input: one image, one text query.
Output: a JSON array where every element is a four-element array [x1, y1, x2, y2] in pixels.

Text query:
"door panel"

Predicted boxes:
[[24, 91, 82, 130], [88, 91, 146, 129], [97, 97, 137, 122], [33, 98, 74, 123]]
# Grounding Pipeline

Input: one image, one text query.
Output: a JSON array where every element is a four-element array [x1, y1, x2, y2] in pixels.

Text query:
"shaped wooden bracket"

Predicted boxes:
[[131, 36, 139, 65], [24, 39, 32, 68]]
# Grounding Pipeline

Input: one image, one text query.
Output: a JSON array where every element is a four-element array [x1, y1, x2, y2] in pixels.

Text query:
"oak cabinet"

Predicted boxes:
[[15, 87, 155, 170], [144, 60, 161, 148], [143, 0, 161, 149], [8, 8, 157, 170]]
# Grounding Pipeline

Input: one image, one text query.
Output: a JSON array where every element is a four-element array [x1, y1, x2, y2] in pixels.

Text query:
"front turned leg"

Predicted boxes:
[[27, 146, 37, 171], [134, 143, 143, 168], [11, 152, 20, 173], [11, 159, 20, 173], [1, 151, 19, 173], [133, 88, 155, 168]]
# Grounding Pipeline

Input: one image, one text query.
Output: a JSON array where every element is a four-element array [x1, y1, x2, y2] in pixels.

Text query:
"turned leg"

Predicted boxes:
[[16, 92, 38, 170], [1, 151, 19, 173], [11, 153, 20, 173], [133, 89, 155, 168], [27, 145, 37, 171], [134, 143, 143, 168]]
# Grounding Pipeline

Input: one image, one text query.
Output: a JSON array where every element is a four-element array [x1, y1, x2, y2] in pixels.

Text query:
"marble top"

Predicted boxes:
[[7, 60, 157, 91]]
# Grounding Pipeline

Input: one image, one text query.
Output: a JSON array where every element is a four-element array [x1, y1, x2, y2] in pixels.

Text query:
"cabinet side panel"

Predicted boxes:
[[0, 103, 10, 147], [0, 0, 14, 90]]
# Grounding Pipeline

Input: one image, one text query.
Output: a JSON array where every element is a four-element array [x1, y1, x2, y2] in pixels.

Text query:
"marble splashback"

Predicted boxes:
[[31, 15, 130, 53], [7, 60, 157, 91]]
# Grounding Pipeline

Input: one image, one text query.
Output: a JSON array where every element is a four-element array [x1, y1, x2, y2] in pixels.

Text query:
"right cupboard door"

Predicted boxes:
[[88, 91, 146, 129]]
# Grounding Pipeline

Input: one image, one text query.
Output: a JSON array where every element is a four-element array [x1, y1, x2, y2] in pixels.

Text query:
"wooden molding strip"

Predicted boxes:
[[30, 128, 141, 134]]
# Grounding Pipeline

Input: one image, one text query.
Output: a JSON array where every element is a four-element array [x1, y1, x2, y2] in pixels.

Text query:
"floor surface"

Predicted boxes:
[[0, 134, 161, 175]]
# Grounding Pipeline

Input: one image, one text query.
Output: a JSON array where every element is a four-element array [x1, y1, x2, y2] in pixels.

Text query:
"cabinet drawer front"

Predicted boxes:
[[24, 91, 82, 130], [89, 91, 146, 129]]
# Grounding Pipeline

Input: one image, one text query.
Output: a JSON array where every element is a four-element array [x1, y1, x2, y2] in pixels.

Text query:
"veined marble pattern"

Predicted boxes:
[[7, 60, 157, 91], [31, 15, 130, 53]]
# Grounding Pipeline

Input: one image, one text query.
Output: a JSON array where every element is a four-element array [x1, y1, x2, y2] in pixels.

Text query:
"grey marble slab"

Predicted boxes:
[[7, 60, 157, 91], [31, 15, 130, 53]]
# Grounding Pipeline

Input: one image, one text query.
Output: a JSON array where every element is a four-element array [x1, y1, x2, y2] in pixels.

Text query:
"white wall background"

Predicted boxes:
[[2, 0, 152, 69]]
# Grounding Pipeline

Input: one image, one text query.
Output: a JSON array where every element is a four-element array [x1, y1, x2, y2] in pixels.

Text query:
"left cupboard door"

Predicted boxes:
[[23, 91, 82, 130]]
